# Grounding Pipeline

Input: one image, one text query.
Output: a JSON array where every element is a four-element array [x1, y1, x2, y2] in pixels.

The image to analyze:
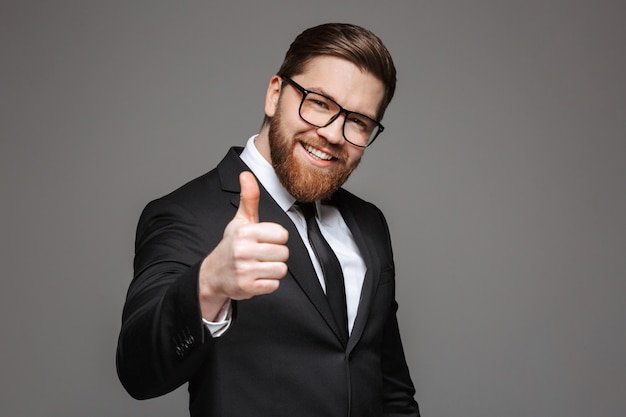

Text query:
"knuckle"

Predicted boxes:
[[234, 224, 253, 240], [233, 260, 254, 278], [258, 280, 280, 294], [231, 239, 254, 262]]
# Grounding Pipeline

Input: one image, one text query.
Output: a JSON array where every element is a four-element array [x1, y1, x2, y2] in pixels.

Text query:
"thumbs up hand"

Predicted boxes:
[[199, 172, 289, 320], [236, 170, 261, 223]]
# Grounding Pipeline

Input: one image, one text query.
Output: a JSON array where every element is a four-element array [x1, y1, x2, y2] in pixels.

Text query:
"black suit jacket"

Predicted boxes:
[[116, 147, 419, 416]]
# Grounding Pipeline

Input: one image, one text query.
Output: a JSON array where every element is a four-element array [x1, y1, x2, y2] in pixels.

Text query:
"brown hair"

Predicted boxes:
[[276, 23, 397, 120]]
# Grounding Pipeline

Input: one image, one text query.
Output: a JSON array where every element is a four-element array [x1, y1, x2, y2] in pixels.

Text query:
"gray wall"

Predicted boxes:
[[2, 1, 625, 416]]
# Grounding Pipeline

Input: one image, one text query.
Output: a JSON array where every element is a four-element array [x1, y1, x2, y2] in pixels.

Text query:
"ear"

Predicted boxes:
[[264, 75, 283, 118]]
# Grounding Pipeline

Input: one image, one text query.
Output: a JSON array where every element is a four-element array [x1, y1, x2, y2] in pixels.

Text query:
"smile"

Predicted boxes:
[[304, 144, 334, 161]]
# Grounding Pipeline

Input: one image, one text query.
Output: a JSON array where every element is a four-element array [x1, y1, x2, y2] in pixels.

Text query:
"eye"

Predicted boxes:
[[312, 99, 329, 109], [306, 96, 330, 110], [350, 117, 367, 128], [348, 115, 373, 131]]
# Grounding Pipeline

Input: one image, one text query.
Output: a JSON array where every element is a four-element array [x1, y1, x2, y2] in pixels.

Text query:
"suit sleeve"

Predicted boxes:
[[376, 207, 421, 417], [382, 303, 421, 416], [116, 197, 220, 400]]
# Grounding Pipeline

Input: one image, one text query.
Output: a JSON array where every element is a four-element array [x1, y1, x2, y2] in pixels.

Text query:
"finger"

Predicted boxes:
[[252, 262, 289, 281], [253, 243, 289, 262], [248, 278, 282, 297], [237, 171, 260, 223], [253, 222, 289, 244], [228, 263, 288, 299]]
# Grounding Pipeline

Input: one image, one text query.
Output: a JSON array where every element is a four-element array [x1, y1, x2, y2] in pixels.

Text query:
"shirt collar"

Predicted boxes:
[[239, 135, 297, 213]]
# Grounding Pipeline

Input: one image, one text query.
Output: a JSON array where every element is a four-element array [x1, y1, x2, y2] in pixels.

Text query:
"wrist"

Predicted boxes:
[[198, 256, 230, 321]]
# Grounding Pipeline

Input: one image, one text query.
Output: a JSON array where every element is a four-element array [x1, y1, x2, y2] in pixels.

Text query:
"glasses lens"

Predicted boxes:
[[299, 90, 380, 147], [343, 113, 380, 147], [300, 92, 339, 127]]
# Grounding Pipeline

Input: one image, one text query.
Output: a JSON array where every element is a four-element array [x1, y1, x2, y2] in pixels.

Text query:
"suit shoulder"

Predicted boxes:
[[140, 169, 215, 211], [334, 188, 384, 216], [141, 147, 240, 203], [163, 168, 220, 202], [333, 188, 391, 240]]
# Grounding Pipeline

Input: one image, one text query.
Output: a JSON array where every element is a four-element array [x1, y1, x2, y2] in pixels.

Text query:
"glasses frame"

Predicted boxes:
[[282, 77, 384, 148]]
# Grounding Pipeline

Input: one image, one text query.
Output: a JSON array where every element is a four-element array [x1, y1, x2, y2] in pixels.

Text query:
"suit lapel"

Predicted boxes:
[[261, 198, 347, 346], [218, 148, 347, 346], [332, 191, 382, 353]]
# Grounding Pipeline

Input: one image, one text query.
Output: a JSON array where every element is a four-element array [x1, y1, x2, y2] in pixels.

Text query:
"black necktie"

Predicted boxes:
[[298, 202, 349, 342]]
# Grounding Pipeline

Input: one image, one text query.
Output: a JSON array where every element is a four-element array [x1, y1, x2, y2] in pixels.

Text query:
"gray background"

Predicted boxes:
[[2, 1, 625, 416]]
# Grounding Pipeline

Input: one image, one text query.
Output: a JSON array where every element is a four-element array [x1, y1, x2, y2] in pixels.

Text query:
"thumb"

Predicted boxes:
[[236, 171, 260, 223]]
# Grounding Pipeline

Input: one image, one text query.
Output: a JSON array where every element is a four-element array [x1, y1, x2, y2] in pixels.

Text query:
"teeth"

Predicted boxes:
[[305, 145, 333, 160]]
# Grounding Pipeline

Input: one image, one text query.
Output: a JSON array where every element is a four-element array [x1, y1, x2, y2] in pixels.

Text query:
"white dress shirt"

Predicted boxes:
[[204, 135, 366, 335]]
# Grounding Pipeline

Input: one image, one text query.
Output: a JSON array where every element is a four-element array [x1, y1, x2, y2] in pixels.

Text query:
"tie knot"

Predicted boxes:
[[296, 202, 317, 220]]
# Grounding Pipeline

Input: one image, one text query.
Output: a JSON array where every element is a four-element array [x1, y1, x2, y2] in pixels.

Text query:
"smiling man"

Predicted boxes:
[[117, 23, 420, 417]]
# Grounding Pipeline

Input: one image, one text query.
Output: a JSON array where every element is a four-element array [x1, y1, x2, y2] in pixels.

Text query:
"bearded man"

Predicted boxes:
[[116, 23, 420, 417]]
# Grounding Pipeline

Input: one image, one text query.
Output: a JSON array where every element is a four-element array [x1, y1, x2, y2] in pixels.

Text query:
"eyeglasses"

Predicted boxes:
[[282, 77, 384, 148]]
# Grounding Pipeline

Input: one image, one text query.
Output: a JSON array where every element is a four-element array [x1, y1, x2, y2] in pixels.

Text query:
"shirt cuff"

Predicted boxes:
[[202, 299, 232, 337]]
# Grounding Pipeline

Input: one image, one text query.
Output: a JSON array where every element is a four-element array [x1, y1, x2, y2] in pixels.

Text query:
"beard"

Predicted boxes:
[[268, 110, 361, 202]]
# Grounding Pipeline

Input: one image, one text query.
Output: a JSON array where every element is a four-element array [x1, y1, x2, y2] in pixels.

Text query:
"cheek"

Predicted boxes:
[[346, 148, 365, 165], [275, 107, 307, 135]]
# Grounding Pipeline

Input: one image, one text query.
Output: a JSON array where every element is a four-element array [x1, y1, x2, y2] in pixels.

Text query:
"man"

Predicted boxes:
[[117, 23, 420, 416]]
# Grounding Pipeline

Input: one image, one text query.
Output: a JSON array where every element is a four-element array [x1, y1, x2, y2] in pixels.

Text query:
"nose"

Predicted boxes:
[[316, 114, 345, 145]]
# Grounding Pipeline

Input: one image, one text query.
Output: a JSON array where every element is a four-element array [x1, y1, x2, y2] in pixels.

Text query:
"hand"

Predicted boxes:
[[199, 171, 289, 319]]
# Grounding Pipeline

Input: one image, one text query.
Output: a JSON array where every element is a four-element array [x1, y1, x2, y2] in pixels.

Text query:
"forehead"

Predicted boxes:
[[295, 56, 385, 117]]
